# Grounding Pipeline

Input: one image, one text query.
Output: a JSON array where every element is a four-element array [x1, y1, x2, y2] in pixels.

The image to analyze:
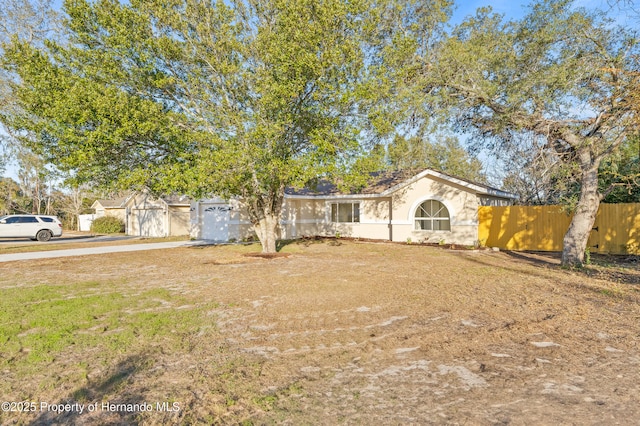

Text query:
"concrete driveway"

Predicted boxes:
[[0, 240, 199, 263], [0, 233, 136, 245]]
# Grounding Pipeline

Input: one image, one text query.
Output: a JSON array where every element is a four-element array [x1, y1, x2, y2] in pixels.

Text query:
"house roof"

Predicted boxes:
[[91, 197, 128, 209], [94, 192, 191, 210], [285, 168, 517, 200], [162, 195, 191, 206], [122, 192, 192, 208]]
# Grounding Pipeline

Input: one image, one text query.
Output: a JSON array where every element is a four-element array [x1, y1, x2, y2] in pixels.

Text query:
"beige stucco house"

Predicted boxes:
[[192, 169, 517, 245], [124, 192, 191, 238], [91, 192, 191, 237], [280, 169, 516, 245], [90, 197, 128, 221]]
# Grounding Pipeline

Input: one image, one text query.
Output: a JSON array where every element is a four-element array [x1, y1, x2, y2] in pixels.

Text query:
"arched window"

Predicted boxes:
[[414, 200, 450, 231]]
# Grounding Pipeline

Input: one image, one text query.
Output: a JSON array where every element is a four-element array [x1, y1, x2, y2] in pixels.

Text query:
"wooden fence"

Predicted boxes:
[[478, 203, 640, 255]]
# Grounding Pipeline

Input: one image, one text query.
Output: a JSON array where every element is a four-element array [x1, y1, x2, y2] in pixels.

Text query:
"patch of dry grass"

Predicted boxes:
[[1, 240, 639, 424]]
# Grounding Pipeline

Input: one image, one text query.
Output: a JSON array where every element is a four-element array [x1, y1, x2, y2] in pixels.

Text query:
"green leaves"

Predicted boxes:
[[1, 0, 454, 251], [387, 133, 487, 182], [420, 0, 640, 265], [435, 0, 635, 140]]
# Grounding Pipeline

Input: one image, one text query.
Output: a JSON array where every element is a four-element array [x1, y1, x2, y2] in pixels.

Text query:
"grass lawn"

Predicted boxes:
[[1, 240, 639, 424]]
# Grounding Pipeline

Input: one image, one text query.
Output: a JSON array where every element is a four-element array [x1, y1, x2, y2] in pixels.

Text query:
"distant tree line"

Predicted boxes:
[[0, 176, 95, 230]]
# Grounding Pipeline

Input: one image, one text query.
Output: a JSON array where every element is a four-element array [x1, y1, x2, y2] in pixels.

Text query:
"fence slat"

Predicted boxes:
[[478, 204, 640, 255]]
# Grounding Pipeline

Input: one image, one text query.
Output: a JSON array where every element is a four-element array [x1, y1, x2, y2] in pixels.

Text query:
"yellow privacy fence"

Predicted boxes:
[[478, 204, 640, 254]]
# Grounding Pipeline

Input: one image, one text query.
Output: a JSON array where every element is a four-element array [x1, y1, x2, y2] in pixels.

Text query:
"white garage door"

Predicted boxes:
[[137, 209, 165, 237], [202, 205, 231, 241]]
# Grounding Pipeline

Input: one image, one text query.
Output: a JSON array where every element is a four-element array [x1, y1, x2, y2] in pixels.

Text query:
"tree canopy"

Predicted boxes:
[[1, 0, 453, 252], [387, 134, 487, 183], [0, 0, 62, 177], [420, 0, 640, 266]]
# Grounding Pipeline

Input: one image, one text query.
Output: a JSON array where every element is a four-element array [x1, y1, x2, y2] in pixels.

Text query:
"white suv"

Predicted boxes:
[[0, 215, 63, 242]]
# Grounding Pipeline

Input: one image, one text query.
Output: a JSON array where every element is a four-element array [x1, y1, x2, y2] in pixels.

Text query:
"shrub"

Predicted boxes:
[[91, 216, 125, 234]]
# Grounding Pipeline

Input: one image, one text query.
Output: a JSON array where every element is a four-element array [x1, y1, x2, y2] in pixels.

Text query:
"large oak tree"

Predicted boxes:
[[426, 0, 640, 266], [2, 0, 451, 252]]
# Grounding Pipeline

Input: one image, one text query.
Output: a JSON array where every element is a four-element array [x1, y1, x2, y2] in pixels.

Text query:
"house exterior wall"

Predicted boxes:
[[190, 174, 513, 246], [389, 176, 480, 245], [283, 198, 391, 240], [104, 208, 126, 221], [281, 176, 484, 246], [281, 198, 326, 238], [126, 193, 165, 237], [232, 201, 255, 240], [125, 193, 190, 237], [93, 203, 126, 221], [128, 208, 164, 237], [168, 206, 191, 236]]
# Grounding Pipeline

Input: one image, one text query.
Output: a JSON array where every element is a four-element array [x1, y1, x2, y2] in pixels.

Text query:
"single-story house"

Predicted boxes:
[[192, 169, 517, 245], [124, 192, 191, 238], [90, 197, 128, 221], [85, 197, 128, 232], [91, 192, 191, 237]]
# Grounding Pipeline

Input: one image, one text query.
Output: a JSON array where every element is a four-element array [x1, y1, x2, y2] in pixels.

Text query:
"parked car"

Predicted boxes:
[[0, 215, 63, 242]]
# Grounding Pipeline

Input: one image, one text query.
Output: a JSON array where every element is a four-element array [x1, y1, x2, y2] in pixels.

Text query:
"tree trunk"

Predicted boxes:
[[255, 212, 279, 253], [247, 189, 284, 254], [561, 153, 602, 267]]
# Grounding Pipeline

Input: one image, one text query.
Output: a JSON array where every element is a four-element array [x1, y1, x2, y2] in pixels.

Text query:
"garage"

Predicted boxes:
[[190, 198, 254, 242], [124, 192, 191, 238], [201, 205, 231, 241], [133, 208, 164, 238]]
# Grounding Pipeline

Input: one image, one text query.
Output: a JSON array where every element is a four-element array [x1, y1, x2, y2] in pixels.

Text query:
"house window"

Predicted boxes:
[[414, 200, 450, 231], [331, 202, 360, 223]]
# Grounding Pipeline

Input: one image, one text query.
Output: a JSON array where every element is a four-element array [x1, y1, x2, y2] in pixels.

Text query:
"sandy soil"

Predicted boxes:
[[1, 240, 639, 425]]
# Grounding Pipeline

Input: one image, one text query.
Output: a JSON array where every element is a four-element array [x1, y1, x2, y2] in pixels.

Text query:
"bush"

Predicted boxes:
[[91, 216, 125, 234]]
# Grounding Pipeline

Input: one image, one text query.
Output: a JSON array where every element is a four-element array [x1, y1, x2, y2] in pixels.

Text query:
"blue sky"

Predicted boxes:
[[451, 0, 526, 23], [451, 0, 635, 26]]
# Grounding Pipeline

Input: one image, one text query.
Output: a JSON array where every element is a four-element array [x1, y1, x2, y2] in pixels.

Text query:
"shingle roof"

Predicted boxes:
[[286, 170, 416, 196], [285, 168, 516, 199], [94, 197, 128, 208], [162, 195, 191, 206]]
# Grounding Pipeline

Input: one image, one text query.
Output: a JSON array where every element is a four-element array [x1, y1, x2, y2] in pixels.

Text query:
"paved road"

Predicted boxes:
[[0, 240, 199, 263]]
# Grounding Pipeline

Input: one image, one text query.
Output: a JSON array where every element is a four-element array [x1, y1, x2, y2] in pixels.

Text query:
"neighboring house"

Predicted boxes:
[[124, 192, 191, 238], [91, 192, 191, 237], [85, 197, 128, 232], [90, 197, 128, 221], [192, 169, 517, 246]]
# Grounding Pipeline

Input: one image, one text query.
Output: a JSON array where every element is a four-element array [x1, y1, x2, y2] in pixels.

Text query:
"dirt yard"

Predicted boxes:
[[1, 239, 639, 425]]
